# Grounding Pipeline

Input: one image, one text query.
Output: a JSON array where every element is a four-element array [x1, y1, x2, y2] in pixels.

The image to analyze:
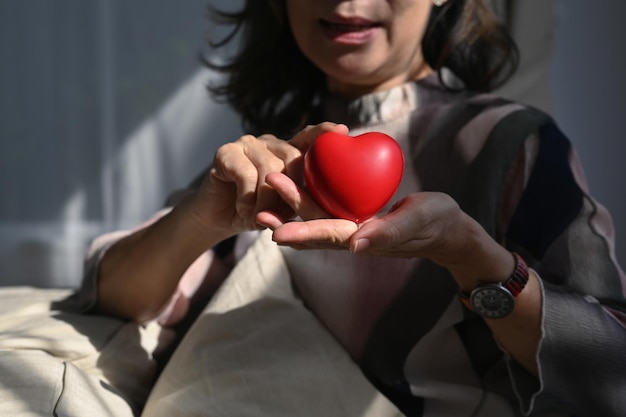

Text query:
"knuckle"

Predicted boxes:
[[285, 145, 302, 159], [238, 134, 258, 146], [239, 134, 257, 141], [257, 133, 279, 144], [215, 142, 239, 158]]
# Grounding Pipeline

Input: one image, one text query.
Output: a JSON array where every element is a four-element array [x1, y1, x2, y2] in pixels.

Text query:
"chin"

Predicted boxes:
[[325, 72, 391, 97]]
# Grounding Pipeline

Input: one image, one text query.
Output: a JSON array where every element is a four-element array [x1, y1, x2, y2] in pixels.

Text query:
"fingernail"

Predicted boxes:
[[352, 238, 370, 253]]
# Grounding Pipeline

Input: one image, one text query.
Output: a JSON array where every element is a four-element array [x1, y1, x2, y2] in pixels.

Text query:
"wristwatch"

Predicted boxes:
[[459, 252, 529, 319]]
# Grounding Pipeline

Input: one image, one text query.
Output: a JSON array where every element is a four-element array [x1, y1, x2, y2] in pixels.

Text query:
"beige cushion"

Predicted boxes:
[[142, 230, 402, 417], [0, 287, 161, 417]]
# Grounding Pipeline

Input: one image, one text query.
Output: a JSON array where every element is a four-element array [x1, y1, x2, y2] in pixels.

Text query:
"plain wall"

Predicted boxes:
[[551, 0, 626, 266]]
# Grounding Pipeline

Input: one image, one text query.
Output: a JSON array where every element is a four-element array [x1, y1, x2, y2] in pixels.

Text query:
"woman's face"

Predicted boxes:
[[286, 0, 434, 97]]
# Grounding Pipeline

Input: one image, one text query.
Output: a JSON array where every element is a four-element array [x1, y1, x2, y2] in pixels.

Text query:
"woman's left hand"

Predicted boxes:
[[258, 172, 514, 286], [258, 172, 474, 264]]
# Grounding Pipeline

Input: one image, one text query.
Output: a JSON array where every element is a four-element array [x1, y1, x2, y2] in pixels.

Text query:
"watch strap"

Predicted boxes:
[[504, 252, 529, 296], [459, 252, 529, 299]]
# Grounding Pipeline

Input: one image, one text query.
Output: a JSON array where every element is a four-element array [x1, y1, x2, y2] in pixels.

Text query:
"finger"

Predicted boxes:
[[348, 198, 421, 254], [351, 216, 403, 250], [212, 140, 260, 218], [289, 122, 350, 153], [256, 210, 287, 231], [271, 218, 358, 249], [260, 135, 305, 184], [264, 172, 328, 221], [256, 211, 323, 250], [240, 135, 289, 216]]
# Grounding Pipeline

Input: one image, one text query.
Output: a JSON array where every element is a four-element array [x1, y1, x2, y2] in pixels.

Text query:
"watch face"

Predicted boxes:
[[470, 284, 514, 319]]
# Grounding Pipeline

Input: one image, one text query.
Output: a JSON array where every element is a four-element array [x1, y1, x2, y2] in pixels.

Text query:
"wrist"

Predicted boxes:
[[443, 215, 515, 292], [453, 249, 516, 295], [169, 196, 229, 255]]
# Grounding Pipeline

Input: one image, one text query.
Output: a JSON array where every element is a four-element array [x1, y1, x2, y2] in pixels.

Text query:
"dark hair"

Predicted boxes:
[[204, 0, 519, 137]]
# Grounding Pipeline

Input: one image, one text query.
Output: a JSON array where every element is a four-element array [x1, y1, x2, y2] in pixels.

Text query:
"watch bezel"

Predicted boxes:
[[469, 283, 515, 319]]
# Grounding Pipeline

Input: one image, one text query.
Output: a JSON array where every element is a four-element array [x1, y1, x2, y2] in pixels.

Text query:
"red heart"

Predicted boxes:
[[304, 131, 404, 223]]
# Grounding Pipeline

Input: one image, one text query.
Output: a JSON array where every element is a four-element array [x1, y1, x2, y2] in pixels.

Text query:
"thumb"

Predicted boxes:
[[289, 122, 349, 152]]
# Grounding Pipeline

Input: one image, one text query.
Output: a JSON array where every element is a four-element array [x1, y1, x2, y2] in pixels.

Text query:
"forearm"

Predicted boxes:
[[449, 215, 542, 376], [95, 200, 225, 322]]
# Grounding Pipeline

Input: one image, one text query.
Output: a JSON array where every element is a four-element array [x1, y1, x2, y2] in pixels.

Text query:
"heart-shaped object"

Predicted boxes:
[[304, 131, 404, 223]]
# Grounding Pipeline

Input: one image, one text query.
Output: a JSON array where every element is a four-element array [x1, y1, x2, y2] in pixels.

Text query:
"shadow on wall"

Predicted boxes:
[[0, 0, 243, 288]]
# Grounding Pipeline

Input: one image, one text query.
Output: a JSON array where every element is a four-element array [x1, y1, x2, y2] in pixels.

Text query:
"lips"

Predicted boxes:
[[319, 18, 382, 43], [320, 19, 380, 32]]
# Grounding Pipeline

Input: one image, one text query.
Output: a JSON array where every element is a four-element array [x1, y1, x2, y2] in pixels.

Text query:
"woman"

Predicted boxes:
[[82, 1, 626, 416]]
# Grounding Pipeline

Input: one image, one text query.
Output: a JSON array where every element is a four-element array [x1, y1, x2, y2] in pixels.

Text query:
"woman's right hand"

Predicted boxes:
[[184, 122, 349, 243]]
